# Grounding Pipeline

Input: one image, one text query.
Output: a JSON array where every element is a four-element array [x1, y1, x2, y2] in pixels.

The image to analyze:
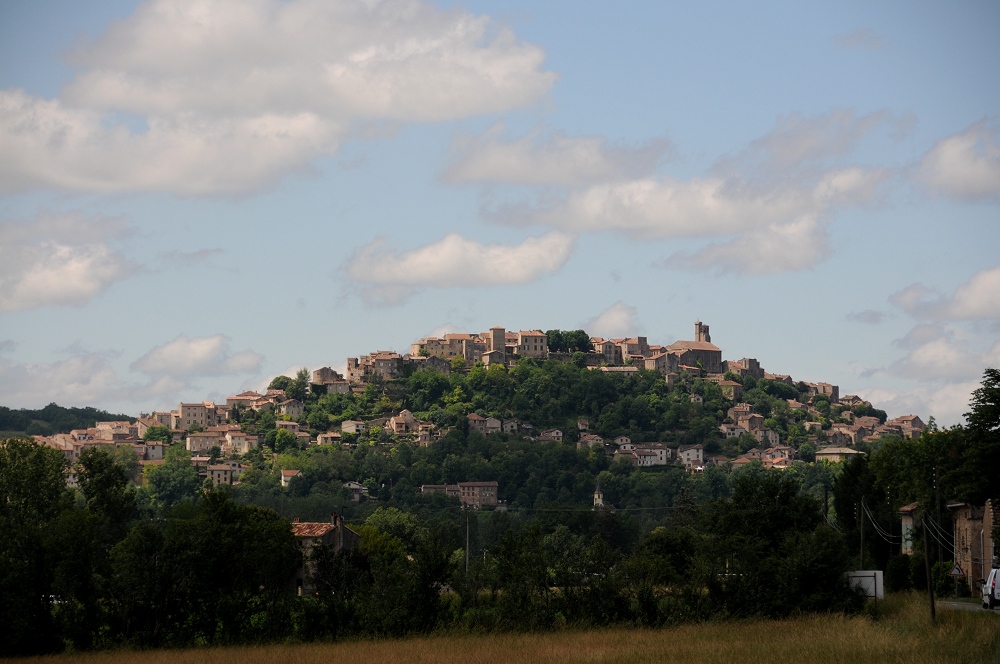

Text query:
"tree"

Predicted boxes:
[[286, 368, 310, 402], [268, 375, 292, 391], [143, 425, 172, 444], [78, 447, 136, 527], [143, 445, 199, 509], [274, 428, 298, 453], [0, 438, 72, 655]]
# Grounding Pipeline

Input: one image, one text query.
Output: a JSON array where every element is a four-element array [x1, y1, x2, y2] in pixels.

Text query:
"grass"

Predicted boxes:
[[7, 594, 998, 664]]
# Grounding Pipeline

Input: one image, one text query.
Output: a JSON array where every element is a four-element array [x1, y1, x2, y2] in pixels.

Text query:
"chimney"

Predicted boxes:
[[292, 517, 300, 523]]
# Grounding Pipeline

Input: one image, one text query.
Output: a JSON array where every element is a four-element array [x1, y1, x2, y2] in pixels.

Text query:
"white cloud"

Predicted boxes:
[[527, 165, 886, 242], [663, 217, 829, 275], [0, 212, 133, 312], [476, 110, 898, 274], [834, 29, 887, 50], [346, 231, 574, 304], [583, 302, 640, 339], [1, 0, 554, 194], [0, 90, 337, 195], [918, 121, 1000, 200], [890, 265, 1000, 321], [0, 351, 127, 409], [443, 124, 671, 186], [131, 334, 264, 378], [860, 381, 978, 428], [887, 325, 999, 382]]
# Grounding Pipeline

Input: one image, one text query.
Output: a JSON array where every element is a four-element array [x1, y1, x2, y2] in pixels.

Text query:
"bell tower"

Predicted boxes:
[[695, 321, 711, 343]]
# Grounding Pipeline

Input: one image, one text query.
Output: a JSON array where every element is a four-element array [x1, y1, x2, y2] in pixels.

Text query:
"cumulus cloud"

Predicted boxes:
[[890, 265, 1000, 321], [526, 162, 886, 242], [583, 302, 641, 339], [131, 334, 264, 378], [885, 324, 1000, 382], [860, 381, 979, 428], [443, 124, 671, 186], [0, 351, 127, 409], [835, 29, 887, 50], [0, 212, 134, 312], [0, 91, 337, 195], [473, 110, 899, 274], [346, 231, 574, 304], [918, 121, 1000, 200], [1, 0, 554, 194], [663, 217, 829, 275]]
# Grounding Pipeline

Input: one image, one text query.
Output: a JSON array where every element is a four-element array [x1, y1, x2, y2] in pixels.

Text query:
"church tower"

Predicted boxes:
[[695, 320, 711, 343], [593, 481, 604, 508]]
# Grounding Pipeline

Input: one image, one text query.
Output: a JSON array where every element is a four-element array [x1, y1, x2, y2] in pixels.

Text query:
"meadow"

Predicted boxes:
[[7, 594, 998, 664]]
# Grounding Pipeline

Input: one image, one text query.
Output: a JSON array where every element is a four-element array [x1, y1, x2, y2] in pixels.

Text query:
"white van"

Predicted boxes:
[[984, 568, 1000, 610]]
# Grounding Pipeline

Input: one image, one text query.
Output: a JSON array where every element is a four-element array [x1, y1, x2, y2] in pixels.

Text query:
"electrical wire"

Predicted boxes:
[[861, 500, 900, 543]]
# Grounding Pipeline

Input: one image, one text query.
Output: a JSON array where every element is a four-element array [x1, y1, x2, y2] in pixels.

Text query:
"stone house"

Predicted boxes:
[[458, 481, 499, 508], [341, 420, 367, 435], [948, 500, 996, 594], [389, 409, 418, 435], [291, 513, 358, 595], [538, 428, 563, 442], [753, 428, 780, 447], [577, 433, 605, 449], [277, 399, 305, 418], [281, 469, 301, 488], [516, 330, 549, 358], [678, 443, 704, 468], [718, 380, 743, 400], [815, 447, 863, 463]]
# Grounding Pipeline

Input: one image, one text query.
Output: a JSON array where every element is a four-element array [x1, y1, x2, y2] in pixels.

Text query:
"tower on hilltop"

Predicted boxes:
[[695, 321, 711, 343]]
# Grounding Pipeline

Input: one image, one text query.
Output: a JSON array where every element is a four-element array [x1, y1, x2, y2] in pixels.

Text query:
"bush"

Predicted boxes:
[[886, 554, 912, 592]]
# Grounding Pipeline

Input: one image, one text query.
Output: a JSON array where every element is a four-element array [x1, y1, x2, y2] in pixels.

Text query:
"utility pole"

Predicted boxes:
[[934, 466, 943, 564], [923, 516, 936, 624], [465, 507, 470, 573], [861, 502, 865, 569]]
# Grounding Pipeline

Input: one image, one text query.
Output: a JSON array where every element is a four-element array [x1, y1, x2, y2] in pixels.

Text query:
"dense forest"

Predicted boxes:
[[1, 365, 997, 656], [0, 403, 134, 437]]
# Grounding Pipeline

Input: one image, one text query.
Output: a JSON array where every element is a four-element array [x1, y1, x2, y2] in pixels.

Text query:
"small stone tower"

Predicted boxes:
[[593, 481, 604, 508], [489, 326, 505, 354], [695, 320, 711, 343]]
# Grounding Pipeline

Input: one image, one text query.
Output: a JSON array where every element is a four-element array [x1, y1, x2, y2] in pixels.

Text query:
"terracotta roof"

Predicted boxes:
[[281, 469, 301, 477], [667, 340, 721, 352], [291, 522, 334, 538]]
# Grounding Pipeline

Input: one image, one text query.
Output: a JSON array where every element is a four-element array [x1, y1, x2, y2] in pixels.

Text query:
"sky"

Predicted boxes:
[[0, 0, 998, 425]]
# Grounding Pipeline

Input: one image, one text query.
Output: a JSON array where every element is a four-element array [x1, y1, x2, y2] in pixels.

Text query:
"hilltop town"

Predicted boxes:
[[30, 321, 925, 503]]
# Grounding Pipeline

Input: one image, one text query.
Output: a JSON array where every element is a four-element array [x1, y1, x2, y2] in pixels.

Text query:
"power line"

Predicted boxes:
[[861, 500, 899, 543]]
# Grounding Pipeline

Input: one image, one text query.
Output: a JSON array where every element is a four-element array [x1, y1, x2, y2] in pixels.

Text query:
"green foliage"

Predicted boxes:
[[268, 375, 292, 391], [287, 368, 310, 402], [0, 403, 133, 437], [142, 425, 172, 444], [274, 428, 298, 453], [0, 438, 73, 655], [143, 444, 199, 509]]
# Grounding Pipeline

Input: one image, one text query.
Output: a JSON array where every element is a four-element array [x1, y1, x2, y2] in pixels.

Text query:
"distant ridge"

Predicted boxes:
[[0, 403, 135, 437]]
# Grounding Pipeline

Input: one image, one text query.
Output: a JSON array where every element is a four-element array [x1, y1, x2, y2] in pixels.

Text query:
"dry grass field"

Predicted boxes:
[[8, 594, 998, 664]]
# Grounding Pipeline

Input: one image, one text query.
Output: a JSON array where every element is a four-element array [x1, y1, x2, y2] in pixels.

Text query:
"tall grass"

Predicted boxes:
[[7, 594, 997, 664]]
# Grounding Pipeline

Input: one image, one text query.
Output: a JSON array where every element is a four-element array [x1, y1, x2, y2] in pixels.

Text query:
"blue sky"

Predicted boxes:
[[0, 0, 997, 425]]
